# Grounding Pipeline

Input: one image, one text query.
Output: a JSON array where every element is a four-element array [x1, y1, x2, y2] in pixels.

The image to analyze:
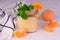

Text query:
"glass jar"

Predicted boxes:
[[16, 7, 38, 33]]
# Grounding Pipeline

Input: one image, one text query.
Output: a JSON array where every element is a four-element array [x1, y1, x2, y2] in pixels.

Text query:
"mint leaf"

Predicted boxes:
[[17, 7, 24, 11], [20, 12, 28, 20], [18, 2, 22, 8], [16, 12, 20, 16], [17, 4, 29, 11], [28, 5, 34, 11], [23, 4, 29, 11]]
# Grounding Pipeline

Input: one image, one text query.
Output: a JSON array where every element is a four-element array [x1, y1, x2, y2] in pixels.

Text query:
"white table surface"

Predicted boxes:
[[0, 0, 60, 40]]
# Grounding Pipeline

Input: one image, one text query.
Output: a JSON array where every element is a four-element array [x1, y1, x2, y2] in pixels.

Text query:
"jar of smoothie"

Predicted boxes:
[[15, 2, 38, 33]]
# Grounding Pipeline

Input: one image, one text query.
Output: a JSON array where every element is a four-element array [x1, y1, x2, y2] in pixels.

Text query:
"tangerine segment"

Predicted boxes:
[[44, 24, 53, 32], [32, 2, 43, 10], [13, 28, 26, 38], [49, 21, 58, 27]]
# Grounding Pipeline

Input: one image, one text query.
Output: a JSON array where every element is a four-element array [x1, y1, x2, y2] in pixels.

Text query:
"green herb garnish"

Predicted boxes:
[[17, 2, 22, 8], [16, 2, 34, 20], [29, 5, 34, 11], [20, 12, 28, 20]]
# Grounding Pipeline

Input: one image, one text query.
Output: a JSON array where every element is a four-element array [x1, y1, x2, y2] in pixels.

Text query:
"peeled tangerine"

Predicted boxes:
[[41, 9, 55, 21], [44, 24, 53, 32], [32, 2, 43, 10], [17, 7, 38, 33], [13, 28, 26, 38]]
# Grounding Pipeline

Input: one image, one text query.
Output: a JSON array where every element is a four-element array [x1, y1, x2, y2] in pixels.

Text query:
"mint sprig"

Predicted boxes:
[[16, 2, 34, 20]]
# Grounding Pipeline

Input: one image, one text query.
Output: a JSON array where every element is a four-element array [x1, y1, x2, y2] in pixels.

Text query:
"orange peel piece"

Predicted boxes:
[[13, 28, 26, 38], [32, 2, 43, 10], [49, 21, 58, 28], [44, 24, 53, 32]]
